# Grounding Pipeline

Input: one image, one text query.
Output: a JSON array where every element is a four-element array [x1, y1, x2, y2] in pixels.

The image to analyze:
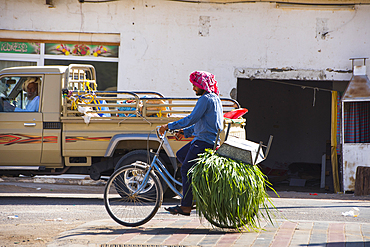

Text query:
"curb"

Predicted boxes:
[[0, 176, 106, 186]]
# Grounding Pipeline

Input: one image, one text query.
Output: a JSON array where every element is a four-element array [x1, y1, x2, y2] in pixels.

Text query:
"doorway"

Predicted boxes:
[[237, 79, 332, 188]]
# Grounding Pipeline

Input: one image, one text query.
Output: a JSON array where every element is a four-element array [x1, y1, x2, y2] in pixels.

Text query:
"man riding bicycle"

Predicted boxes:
[[159, 71, 223, 216]]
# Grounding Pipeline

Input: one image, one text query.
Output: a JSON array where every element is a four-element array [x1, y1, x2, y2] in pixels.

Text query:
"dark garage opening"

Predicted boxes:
[[237, 78, 333, 191]]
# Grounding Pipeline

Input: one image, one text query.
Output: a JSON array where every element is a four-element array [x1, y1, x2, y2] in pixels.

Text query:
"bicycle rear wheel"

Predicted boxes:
[[104, 164, 163, 227]]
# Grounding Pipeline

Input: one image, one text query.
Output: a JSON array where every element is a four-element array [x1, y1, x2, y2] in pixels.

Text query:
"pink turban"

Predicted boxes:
[[189, 71, 219, 96]]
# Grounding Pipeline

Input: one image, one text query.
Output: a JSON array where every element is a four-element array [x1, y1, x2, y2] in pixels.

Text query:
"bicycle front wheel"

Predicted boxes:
[[104, 164, 163, 227]]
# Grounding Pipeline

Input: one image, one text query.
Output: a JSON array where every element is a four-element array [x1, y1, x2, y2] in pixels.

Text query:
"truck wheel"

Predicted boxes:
[[115, 150, 169, 196]]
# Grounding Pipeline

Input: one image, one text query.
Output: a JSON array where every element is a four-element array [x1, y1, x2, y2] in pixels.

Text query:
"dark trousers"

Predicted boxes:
[[176, 140, 214, 207]]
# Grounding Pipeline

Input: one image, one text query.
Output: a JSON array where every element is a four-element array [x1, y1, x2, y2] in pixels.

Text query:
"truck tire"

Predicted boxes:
[[115, 150, 169, 196]]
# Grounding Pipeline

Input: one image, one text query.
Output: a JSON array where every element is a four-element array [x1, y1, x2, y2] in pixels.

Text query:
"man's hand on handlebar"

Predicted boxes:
[[159, 124, 184, 141], [159, 124, 168, 136], [174, 130, 184, 141]]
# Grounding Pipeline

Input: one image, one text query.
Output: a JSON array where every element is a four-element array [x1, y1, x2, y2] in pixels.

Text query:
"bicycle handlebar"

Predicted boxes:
[[155, 126, 164, 140], [156, 126, 183, 140]]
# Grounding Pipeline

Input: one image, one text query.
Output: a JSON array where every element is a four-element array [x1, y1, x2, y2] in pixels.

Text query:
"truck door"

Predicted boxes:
[[0, 76, 43, 166]]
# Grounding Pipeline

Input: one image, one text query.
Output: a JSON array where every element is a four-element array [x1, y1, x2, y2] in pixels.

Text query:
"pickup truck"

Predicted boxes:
[[0, 64, 246, 193]]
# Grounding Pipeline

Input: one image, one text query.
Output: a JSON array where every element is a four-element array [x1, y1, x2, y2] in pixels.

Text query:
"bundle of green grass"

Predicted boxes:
[[189, 149, 277, 231]]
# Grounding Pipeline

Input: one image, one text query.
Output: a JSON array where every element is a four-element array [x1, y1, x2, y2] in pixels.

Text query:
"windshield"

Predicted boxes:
[[0, 77, 23, 98]]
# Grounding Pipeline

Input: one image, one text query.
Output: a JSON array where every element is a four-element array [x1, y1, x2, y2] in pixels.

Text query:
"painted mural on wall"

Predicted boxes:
[[45, 43, 118, 58], [0, 42, 40, 54]]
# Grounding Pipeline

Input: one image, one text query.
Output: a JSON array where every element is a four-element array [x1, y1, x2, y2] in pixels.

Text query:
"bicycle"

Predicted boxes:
[[104, 126, 236, 228], [104, 127, 185, 227], [104, 125, 272, 228]]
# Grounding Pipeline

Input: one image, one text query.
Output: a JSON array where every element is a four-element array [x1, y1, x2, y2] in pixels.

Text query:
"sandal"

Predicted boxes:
[[164, 205, 190, 216]]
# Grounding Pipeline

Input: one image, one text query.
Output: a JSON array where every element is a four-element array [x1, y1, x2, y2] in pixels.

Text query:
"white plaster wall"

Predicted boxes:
[[343, 144, 370, 191], [1, 0, 370, 97]]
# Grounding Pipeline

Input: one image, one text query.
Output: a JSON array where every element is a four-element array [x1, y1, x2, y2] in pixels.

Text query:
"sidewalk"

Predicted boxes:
[[48, 214, 370, 247]]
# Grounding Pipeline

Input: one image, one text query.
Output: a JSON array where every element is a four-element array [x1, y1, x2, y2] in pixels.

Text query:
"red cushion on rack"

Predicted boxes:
[[223, 108, 248, 119]]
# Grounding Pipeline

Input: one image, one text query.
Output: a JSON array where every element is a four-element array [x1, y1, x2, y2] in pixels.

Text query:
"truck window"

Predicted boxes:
[[0, 76, 42, 112]]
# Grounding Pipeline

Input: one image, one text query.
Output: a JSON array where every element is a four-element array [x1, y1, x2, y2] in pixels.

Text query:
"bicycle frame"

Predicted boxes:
[[133, 129, 183, 198]]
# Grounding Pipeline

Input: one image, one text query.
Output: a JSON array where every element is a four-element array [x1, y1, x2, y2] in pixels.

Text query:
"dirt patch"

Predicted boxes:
[[0, 222, 83, 246]]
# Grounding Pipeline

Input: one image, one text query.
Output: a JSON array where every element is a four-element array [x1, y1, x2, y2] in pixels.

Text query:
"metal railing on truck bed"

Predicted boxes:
[[62, 90, 241, 120], [62, 64, 245, 130]]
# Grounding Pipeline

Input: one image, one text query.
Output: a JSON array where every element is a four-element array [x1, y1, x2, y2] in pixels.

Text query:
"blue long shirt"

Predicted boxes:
[[168, 92, 223, 145], [14, 96, 39, 112]]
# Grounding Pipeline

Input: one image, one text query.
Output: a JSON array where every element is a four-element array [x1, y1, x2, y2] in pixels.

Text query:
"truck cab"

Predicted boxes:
[[0, 66, 66, 172]]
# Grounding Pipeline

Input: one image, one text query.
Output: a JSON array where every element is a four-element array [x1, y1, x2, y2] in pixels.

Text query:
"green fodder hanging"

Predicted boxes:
[[189, 149, 277, 231]]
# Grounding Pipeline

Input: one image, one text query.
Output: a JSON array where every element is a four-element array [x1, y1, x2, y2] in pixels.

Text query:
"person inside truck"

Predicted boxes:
[[4, 77, 40, 112], [159, 71, 223, 216]]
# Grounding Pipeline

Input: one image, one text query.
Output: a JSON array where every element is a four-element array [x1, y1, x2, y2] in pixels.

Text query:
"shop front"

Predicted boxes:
[[341, 58, 370, 192], [0, 31, 120, 91]]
